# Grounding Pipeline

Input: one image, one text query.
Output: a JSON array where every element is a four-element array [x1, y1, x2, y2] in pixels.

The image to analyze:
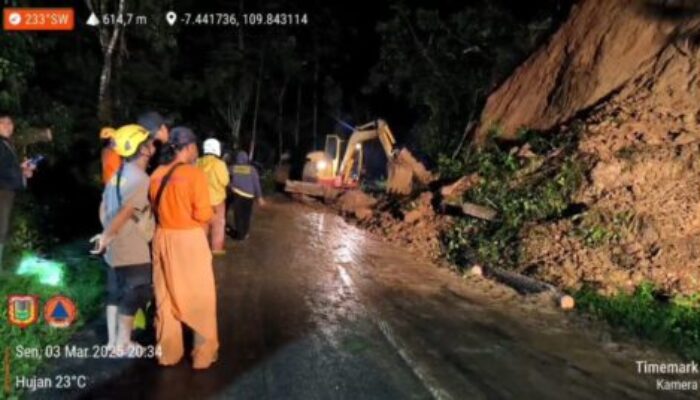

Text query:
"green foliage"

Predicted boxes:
[[260, 168, 277, 195], [436, 154, 466, 180], [5, 194, 51, 269], [577, 224, 615, 248], [571, 210, 637, 248], [0, 251, 104, 395], [577, 284, 700, 360], [0, 36, 34, 112], [443, 134, 587, 269]]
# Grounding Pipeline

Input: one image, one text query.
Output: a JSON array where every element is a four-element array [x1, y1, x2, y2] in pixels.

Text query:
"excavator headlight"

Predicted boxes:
[[316, 160, 328, 171]]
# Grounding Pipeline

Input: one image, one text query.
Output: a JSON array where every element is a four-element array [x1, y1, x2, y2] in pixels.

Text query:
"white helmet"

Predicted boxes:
[[203, 138, 221, 157]]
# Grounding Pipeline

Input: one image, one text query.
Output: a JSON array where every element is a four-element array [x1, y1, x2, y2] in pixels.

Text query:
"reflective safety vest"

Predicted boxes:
[[231, 165, 255, 198]]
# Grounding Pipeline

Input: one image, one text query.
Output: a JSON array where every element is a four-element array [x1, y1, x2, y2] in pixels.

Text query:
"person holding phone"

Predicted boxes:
[[0, 111, 37, 271]]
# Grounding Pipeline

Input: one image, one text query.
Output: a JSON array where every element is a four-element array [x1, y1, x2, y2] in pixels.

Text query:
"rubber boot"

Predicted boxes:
[[106, 305, 118, 349], [116, 314, 136, 357]]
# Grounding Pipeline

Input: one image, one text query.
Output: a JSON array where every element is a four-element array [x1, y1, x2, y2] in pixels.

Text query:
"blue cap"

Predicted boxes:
[[169, 126, 197, 147], [137, 111, 167, 135]]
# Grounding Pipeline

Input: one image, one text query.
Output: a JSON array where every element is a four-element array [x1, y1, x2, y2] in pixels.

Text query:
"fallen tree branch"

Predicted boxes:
[[461, 202, 497, 221], [473, 264, 575, 309]]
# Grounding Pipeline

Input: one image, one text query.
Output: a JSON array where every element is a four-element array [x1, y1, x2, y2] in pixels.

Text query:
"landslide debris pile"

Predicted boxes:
[[473, 0, 700, 297], [301, 0, 700, 298], [522, 96, 700, 297], [324, 115, 700, 299], [335, 190, 452, 261]]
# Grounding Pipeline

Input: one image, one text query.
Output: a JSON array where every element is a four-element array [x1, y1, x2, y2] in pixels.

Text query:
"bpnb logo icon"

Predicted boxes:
[[7, 295, 39, 328], [44, 295, 77, 328]]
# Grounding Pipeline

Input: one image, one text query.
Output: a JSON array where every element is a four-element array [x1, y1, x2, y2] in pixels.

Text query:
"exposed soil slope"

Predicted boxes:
[[476, 0, 700, 141], [474, 0, 700, 296]]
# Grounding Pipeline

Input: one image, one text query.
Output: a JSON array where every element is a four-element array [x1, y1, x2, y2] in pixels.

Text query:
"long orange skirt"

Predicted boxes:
[[152, 227, 219, 369]]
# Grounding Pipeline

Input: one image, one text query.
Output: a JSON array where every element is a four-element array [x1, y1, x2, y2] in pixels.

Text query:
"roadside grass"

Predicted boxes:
[[0, 198, 104, 398], [576, 284, 700, 360]]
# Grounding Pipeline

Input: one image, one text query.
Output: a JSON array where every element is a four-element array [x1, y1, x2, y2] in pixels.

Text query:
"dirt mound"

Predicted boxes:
[[337, 190, 378, 212], [472, 0, 700, 297], [346, 191, 451, 261], [521, 89, 700, 296], [476, 0, 700, 141], [336, 190, 378, 220]]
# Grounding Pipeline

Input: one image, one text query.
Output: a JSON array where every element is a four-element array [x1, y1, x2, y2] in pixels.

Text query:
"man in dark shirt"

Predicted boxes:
[[0, 111, 35, 270]]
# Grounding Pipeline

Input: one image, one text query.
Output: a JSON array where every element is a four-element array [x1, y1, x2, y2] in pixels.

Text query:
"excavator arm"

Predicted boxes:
[[338, 119, 396, 184], [337, 118, 434, 194]]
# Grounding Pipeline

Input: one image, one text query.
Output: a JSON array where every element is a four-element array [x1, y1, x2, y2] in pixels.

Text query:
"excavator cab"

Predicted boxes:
[[324, 135, 342, 177], [327, 134, 363, 187], [322, 134, 362, 187], [302, 133, 363, 187]]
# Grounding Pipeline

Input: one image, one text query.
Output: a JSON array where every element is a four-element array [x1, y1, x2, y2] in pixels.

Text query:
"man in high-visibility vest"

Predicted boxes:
[[229, 151, 265, 240], [196, 138, 229, 254]]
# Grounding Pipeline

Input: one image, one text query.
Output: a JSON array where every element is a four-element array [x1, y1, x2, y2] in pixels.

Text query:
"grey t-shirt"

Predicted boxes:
[[101, 162, 153, 267]]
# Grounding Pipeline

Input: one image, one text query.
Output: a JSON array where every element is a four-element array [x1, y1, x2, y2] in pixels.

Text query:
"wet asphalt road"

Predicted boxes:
[[31, 200, 694, 399]]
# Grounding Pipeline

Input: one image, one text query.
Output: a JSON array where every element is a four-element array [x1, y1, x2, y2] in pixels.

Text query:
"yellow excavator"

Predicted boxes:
[[285, 119, 433, 196]]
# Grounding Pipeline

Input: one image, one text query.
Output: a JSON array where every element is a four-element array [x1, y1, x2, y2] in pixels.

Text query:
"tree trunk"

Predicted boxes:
[[88, 0, 126, 125], [238, 0, 245, 50], [97, 57, 114, 124], [277, 80, 289, 157], [476, 0, 700, 141], [294, 84, 302, 148], [250, 55, 264, 160], [217, 83, 251, 149], [312, 56, 319, 149]]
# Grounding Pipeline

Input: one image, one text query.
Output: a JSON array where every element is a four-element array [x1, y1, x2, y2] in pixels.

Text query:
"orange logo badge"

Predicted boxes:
[[44, 295, 77, 328], [8, 295, 39, 328]]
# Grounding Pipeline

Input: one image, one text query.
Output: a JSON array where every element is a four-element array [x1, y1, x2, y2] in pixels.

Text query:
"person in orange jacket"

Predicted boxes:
[[100, 127, 121, 185], [149, 127, 218, 370]]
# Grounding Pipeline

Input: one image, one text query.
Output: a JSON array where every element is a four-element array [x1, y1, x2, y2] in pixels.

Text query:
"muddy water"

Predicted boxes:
[[33, 200, 694, 399]]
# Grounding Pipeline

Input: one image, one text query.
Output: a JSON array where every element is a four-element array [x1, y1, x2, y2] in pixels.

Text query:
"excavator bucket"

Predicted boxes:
[[387, 159, 414, 195], [386, 148, 434, 195]]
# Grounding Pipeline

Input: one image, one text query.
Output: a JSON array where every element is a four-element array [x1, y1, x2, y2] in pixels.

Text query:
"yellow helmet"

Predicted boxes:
[[113, 124, 151, 157], [100, 127, 116, 139]]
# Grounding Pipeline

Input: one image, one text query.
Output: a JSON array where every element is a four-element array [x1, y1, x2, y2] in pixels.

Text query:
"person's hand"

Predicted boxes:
[[89, 233, 114, 254], [257, 198, 267, 207], [21, 159, 36, 179]]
